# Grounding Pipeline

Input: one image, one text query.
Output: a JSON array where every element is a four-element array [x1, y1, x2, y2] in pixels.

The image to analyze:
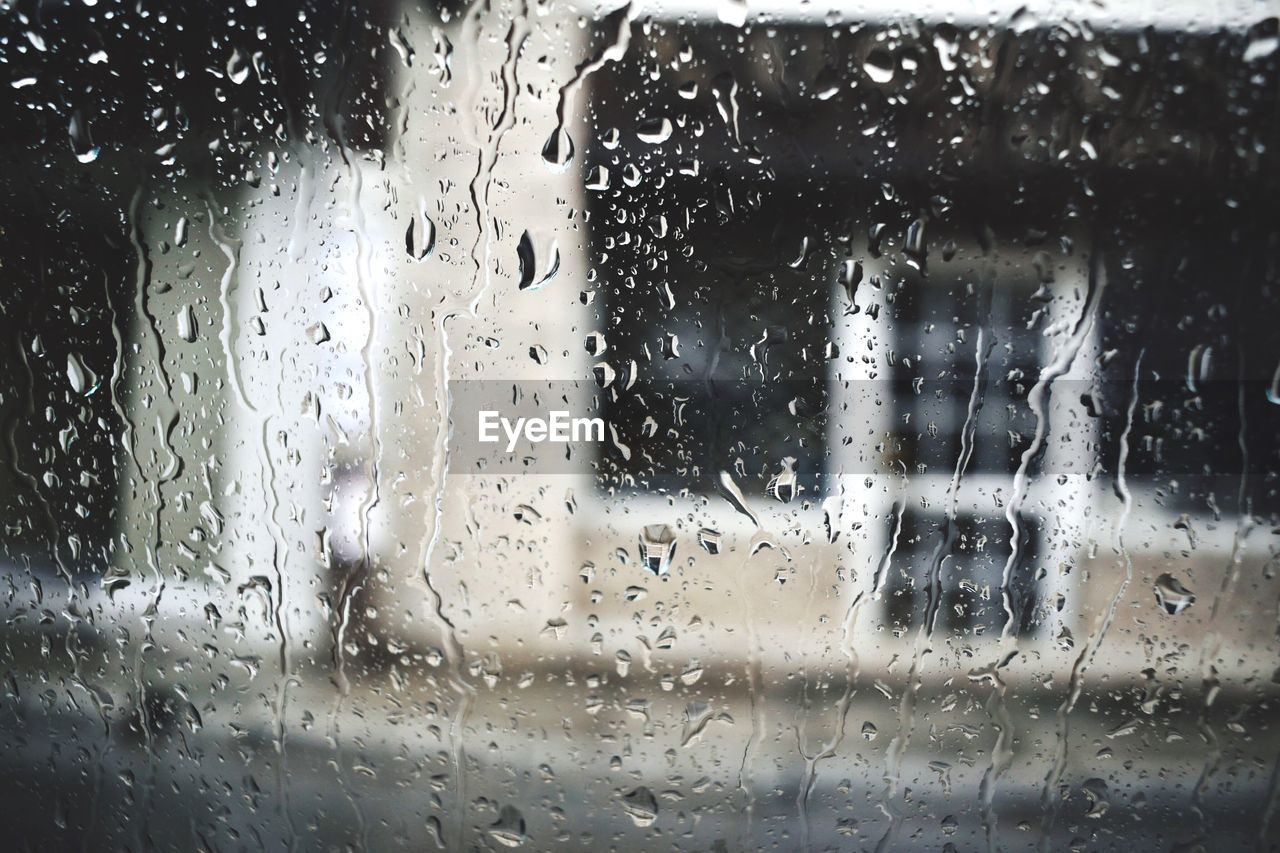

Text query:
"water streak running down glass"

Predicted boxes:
[[0, 0, 1278, 850]]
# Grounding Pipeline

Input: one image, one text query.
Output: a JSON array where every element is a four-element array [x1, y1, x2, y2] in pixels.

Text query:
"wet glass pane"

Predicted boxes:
[[1, 0, 1279, 850]]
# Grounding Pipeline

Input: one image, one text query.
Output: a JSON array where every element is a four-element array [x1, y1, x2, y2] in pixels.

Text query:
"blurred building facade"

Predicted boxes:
[[0, 0, 1277, 849]]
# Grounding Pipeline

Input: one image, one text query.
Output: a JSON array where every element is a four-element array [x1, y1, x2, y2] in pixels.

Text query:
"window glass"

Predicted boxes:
[[0, 2, 1278, 850]]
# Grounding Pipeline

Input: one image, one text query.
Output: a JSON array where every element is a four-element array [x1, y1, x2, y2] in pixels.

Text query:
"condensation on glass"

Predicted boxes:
[[0, 0, 1278, 850]]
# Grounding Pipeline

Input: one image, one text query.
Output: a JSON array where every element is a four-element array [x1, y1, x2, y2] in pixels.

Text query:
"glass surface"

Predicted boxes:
[[0, 0, 1278, 849]]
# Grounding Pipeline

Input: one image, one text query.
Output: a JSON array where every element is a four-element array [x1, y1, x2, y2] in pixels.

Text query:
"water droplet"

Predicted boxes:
[[1081, 778, 1111, 818], [593, 362, 616, 388], [822, 496, 842, 543], [517, 232, 560, 291], [585, 165, 610, 191], [68, 110, 98, 163], [65, 352, 96, 395], [717, 0, 747, 27], [636, 117, 672, 144], [638, 525, 676, 577], [541, 126, 574, 170], [1186, 343, 1212, 392], [177, 304, 198, 343], [697, 528, 722, 555], [227, 48, 250, 84], [405, 206, 435, 261], [814, 66, 840, 100], [102, 568, 131, 601], [307, 322, 331, 345], [864, 48, 895, 84], [1154, 573, 1195, 615], [766, 457, 798, 503], [681, 701, 713, 747], [488, 805, 527, 847], [1245, 33, 1279, 62], [839, 259, 863, 309], [718, 470, 759, 527], [621, 786, 659, 826]]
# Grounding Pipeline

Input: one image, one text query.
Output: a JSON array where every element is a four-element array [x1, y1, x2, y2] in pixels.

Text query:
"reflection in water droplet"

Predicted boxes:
[[1245, 33, 1279, 62], [1081, 778, 1111, 818], [405, 205, 435, 261], [766, 457, 798, 503], [307, 322, 331, 345], [639, 525, 676, 577], [66, 352, 96, 395], [516, 231, 559, 292], [717, 0, 747, 27], [488, 805, 527, 847], [517, 231, 537, 290], [1154, 573, 1195, 615], [864, 48, 895, 84], [585, 166, 610, 192], [541, 126, 574, 170], [718, 470, 759, 527], [814, 66, 840, 100], [636, 116, 672, 144], [681, 701, 713, 747], [176, 304, 198, 343], [621, 786, 659, 826], [593, 362, 616, 388], [68, 110, 98, 163], [227, 48, 250, 84]]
